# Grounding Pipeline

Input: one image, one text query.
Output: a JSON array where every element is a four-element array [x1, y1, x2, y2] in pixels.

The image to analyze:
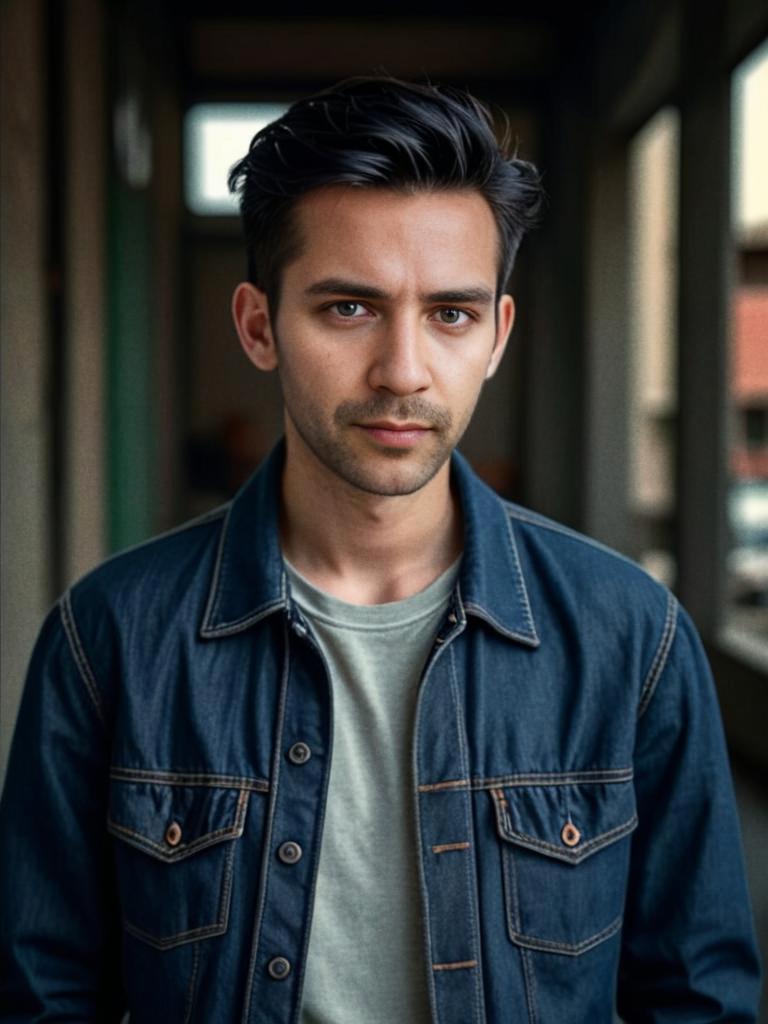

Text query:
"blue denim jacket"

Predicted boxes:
[[0, 443, 760, 1022]]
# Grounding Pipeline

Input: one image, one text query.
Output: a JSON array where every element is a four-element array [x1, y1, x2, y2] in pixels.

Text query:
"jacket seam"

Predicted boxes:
[[77, 505, 227, 580], [413, 621, 456, 1024], [418, 768, 634, 793], [107, 789, 249, 861], [448, 646, 486, 1024], [520, 948, 539, 1024], [474, 769, 633, 789], [241, 617, 292, 1024], [125, 918, 228, 950], [183, 942, 201, 1024], [109, 768, 270, 791], [59, 590, 106, 732], [637, 591, 679, 719], [495, 814, 638, 863], [509, 914, 623, 956], [504, 503, 657, 577]]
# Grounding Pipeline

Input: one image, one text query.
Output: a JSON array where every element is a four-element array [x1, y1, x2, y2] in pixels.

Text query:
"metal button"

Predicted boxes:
[[277, 840, 303, 865], [267, 956, 291, 980], [561, 822, 581, 847], [292, 621, 307, 638], [434, 636, 444, 644], [287, 742, 311, 765], [448, 612, 458, 624], [165, 822, 182, 847]]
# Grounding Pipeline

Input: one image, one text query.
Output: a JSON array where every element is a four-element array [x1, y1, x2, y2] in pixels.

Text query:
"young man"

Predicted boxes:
[[0, 78, 760, 1022]]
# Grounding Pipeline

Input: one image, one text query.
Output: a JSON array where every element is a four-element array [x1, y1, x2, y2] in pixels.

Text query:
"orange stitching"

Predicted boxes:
[[417, 778, 469, 793], [431, 841, 470, 854]]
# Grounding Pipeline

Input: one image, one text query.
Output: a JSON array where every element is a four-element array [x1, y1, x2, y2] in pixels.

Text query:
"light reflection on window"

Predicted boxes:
[[184, 103, 289, 215]]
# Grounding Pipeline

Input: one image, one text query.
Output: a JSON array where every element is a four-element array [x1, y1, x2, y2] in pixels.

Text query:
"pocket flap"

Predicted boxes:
[[108, 779, 248, 863], [490, 778, 637, 865]]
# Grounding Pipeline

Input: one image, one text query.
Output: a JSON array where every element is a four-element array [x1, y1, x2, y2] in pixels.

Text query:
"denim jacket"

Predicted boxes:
[[0, 443, 760, 1023]]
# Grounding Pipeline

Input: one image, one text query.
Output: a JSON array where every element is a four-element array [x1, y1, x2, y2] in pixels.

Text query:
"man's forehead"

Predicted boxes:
[[285, 185, 500, 286], [292, 183, 496, 228]]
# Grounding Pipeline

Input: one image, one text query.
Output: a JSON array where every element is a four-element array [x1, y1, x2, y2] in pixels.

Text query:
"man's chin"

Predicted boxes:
[[334, 453, 452, 498]]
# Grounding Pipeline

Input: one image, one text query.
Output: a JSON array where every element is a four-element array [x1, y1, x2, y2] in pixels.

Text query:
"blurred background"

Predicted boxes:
[[1, 0, 766, 1014]]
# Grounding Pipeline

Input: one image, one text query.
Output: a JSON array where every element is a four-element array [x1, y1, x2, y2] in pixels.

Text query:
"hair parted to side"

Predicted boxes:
[[228, 76, 543, 310]]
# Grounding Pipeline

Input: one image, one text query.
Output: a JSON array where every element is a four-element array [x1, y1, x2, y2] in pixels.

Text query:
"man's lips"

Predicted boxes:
[[355, 421, 433, 447]]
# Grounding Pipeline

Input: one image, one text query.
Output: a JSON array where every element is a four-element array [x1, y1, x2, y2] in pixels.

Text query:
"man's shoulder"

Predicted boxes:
[[68, 503, 229, 618], [503, 499, 654, 572], [500, 497, 674, 621]]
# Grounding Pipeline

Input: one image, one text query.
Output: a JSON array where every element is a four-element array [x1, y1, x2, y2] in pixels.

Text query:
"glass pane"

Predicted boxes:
[[628, 108, 679, 588], [184, 103, 289, 215], [728, 41, 768, 648]]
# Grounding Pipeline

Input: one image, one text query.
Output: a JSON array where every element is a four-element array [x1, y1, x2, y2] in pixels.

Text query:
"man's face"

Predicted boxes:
[[239, 186, 514, 497]]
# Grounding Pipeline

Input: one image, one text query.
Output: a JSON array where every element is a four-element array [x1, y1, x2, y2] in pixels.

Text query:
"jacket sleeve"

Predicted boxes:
[[617, 601, 761, 1022], [0, 594, 126, 1021]]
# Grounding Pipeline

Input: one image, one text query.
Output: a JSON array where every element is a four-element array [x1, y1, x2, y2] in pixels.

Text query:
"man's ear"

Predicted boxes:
[[232, 282, 278, 371], [485, 294, 515, 380]]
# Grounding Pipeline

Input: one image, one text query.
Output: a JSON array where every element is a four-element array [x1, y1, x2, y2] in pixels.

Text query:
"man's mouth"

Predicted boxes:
[[356, 421, 433, 447]]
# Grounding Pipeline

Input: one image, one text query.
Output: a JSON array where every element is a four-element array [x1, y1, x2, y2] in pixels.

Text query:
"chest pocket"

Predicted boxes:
[[490, 779, 637, 956], [108, 779, 249, 950]]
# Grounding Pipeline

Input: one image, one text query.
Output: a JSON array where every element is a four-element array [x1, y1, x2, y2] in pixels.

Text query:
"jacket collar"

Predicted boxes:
[[201, 441, 539, 647], [451, 449, 540, 647]]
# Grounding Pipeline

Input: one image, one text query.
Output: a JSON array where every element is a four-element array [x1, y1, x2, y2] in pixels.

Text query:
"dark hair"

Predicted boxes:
[[228, 76, 542, 310]]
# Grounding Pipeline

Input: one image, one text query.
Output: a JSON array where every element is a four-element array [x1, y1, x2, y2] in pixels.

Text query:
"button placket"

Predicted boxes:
[[243, 615, 332, 1021]]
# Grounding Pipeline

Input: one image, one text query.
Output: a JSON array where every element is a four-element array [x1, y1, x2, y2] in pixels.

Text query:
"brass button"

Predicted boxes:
[[165, 822, 182, 847], [267, 956, 291, 980], [561, 822, 581, 847]]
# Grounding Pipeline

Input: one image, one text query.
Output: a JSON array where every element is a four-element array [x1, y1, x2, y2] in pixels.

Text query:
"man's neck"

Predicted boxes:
[[280, 447, 462, 607]]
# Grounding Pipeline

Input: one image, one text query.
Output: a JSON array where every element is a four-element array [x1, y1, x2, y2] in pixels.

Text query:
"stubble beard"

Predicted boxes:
[[286, 394, 463, 497]]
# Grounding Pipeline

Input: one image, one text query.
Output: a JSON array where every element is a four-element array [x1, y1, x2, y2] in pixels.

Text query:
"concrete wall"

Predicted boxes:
[[0, 0, 52, 781]]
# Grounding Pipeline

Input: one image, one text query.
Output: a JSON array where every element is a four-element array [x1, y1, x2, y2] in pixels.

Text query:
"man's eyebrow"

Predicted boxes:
[[304, 278, 495, 305], [304, 279, 388, 300], [424, 287, 494, 305]]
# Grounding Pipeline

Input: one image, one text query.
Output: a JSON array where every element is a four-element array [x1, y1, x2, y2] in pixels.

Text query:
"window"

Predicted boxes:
[[184, 103, 289, 216], [728, 40, 768, 643], [627, 108, 679, 588]]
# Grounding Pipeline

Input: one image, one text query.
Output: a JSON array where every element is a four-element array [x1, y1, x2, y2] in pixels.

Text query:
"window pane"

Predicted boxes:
[[628, 108, 679, 588], [185, 103, 289, 215], [728, 41, 768, 649]]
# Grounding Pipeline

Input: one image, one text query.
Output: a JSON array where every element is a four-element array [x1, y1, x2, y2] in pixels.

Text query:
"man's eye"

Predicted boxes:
[[333, 301, 366, 317], [435, 308, 470, 325]]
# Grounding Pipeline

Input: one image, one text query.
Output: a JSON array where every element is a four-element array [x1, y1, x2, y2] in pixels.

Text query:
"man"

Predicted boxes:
[[0, 78, 760, 1022]]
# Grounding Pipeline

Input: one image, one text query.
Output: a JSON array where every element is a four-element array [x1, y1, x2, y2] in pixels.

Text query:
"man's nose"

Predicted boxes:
[[366, 316, 432, 395]]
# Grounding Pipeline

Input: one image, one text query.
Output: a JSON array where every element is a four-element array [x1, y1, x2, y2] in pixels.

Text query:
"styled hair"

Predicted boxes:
[[228, 76, 543, 310]]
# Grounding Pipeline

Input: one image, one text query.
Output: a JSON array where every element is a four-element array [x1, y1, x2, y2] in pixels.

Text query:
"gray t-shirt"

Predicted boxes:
[[285, 559, 460, 1024]]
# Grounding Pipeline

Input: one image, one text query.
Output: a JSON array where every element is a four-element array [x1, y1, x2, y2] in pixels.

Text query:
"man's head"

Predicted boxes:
[[229, 78, 543, 499], [228, 76, 542, 313]]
